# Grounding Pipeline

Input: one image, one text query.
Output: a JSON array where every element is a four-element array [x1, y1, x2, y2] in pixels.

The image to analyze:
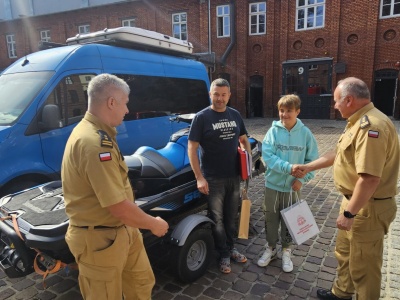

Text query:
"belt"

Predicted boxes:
[[344, 195, 392, 201], [72, 225, 122, 230]]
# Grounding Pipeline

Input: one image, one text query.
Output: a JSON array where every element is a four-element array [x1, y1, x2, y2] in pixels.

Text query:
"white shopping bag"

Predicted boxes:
[[280, 194, 320, 245]]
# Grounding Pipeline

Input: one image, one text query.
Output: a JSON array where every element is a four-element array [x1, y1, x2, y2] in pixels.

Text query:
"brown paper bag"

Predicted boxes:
[[238, 189, 252, 239]]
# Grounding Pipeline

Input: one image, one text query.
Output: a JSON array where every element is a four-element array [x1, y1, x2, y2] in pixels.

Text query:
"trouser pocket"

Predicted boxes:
[[78, 261, 119, 300]]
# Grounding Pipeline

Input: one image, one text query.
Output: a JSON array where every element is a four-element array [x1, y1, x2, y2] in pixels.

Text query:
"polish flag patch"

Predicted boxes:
[[368, 130, 379, 138], [99, 152, 112, 162]]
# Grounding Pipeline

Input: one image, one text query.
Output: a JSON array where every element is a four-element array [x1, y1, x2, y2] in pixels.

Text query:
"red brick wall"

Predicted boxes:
[[0, 0, 399, 119]]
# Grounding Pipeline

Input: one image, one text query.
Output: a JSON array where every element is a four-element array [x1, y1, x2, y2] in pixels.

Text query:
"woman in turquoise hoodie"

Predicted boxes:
[[257, 94, 319, 272]]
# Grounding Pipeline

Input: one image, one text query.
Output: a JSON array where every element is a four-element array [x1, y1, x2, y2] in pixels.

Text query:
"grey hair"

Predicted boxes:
[[210, 78, 230, 90], [88, 73, 130, 104], [337, 77, 370, 100]]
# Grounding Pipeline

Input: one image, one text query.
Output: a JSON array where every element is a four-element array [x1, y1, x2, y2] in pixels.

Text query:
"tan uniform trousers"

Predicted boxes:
[[66, 225, 155, 300], [332, 197, 396, 300]]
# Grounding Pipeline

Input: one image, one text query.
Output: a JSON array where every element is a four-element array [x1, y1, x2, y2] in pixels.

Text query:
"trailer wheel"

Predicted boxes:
[[172, 228, 213, 283]]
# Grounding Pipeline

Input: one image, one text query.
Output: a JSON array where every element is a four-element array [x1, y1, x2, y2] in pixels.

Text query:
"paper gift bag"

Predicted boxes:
[[280, 199, 319, 245], [238, 189, 252, 239]]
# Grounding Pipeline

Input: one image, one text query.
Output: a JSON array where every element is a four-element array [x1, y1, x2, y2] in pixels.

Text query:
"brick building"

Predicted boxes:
[[0, 0, 399, 119]]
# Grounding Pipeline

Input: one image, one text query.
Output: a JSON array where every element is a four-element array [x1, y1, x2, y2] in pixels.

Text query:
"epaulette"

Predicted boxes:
[[360, 115, 370, 129], [98, 130, 113, 148]]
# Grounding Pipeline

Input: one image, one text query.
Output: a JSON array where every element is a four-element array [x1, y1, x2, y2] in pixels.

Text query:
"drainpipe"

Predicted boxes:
[[220, 0, 236, 66], [207, 0, 213, 81], [208, 0, 211, 54]]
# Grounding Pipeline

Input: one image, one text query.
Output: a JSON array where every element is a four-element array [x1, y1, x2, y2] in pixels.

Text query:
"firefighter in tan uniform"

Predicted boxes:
[[61, 73, 169, 300], [293, 77, 399, 300]]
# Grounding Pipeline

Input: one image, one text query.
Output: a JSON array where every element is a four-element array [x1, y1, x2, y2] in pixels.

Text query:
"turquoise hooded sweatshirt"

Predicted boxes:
[[262, 119, 319, 192]]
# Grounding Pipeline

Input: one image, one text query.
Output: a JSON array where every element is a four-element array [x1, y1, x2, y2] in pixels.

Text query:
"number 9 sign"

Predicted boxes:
[[298, 67, 304, 74]]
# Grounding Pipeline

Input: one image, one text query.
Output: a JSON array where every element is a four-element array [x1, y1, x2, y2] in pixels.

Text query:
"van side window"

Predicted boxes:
[[43, 74, 94, 126], [117, 75, 209, 120]]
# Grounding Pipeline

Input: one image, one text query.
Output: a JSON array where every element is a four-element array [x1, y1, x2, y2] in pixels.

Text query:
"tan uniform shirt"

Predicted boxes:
[[61, 112, 134, 227], [334, 103, 399, 198]]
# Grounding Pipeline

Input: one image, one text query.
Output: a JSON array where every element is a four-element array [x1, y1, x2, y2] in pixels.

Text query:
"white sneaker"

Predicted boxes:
[[257, 246, 277, 267], [282, 248, 293, 272]]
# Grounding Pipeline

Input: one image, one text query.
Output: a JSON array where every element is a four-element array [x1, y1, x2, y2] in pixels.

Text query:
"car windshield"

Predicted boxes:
[[0, 71, 54, 125]]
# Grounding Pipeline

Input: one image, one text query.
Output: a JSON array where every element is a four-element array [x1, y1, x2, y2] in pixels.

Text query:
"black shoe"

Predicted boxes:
[[317, 289, 351, 300]]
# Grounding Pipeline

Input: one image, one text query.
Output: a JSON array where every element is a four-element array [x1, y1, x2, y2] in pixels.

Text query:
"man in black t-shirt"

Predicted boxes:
[[188, 78, 251, 274]]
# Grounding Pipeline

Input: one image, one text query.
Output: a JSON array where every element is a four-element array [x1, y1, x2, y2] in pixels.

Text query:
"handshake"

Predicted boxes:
[[291, 164, 309, 178]]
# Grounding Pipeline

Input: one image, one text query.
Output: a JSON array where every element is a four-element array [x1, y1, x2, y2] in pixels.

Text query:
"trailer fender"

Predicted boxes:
[[169, 215, 214, 246]]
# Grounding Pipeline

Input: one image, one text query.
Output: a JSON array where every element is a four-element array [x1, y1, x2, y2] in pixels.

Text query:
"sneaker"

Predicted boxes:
[[282, 248, 293, 272], [230, 248, 247, 263], [219, 257, 231, 274], [257, 246, 277, 267]]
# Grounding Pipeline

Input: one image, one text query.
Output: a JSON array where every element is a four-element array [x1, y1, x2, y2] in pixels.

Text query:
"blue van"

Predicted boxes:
[[0, 28, 210, 195]]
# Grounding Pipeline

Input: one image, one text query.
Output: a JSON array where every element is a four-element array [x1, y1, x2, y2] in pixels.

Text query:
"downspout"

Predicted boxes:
[[220, 0, 236, 66], [208, 0, 211, 54], [207, 0, 213, 81]]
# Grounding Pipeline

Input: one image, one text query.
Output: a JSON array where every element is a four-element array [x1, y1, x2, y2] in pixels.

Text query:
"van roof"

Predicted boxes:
[[2, 43, 208, 80]]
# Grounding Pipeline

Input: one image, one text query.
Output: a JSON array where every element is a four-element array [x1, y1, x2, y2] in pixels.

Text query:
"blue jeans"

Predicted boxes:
[[206, 176, 241, 259]]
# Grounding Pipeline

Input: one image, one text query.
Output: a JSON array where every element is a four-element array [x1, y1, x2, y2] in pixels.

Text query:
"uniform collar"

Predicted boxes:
[[84, 112, 117, 139], [347, 102, 374, 126]]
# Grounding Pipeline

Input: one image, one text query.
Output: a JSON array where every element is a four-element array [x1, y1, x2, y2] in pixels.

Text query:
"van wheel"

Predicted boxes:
[[172, 228, 213, 283]]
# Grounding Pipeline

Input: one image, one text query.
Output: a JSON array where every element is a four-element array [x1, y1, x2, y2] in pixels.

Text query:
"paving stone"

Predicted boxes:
[[0, 288, 16, 300], [290, 286, 309, 298], [182, 283, 205, 297], [222, 290, 243, 300], [250, 283, 271, 296], [14, 286, 38, 299], [239, 271, 258, 282], [174, 295, 192, 300], [232, 279, 251, 293], [163, 283, 183, 294], [54, 291, 82, 300], [152, 290, 174, 300], [298, 270, 318, 283], [34, 290, 57, 300], [202, 286, 224, 299], [12, 278, 35, 291]]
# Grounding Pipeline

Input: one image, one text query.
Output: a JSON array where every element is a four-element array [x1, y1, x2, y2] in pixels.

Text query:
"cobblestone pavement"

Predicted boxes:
[[0, 118, 399, 300]]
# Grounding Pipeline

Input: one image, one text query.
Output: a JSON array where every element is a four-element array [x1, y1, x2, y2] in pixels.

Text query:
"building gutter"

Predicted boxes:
[[220, 0, 235, 66]]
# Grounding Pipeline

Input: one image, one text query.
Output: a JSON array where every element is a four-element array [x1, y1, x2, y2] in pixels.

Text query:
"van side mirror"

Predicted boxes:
[[40, 104, 62, 131]]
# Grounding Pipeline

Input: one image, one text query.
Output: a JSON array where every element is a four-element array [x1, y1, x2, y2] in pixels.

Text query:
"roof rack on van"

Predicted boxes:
[[38, 41, 67, 50], [66, 27, 194, 56]]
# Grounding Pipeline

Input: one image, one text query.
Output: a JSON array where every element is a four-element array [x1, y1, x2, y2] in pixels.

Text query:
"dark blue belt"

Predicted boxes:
[[344, 195, 392, 200]]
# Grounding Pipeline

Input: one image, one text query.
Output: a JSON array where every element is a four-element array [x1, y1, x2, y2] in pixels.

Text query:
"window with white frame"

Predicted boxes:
[[217, 5, 230, 37], [6, 34, 17, 58], [249, 2, 266, 35], [172, 12, 187, 40], [78, 24, 90, 34], [40, 30, 51, 42], [122, 18, 136, 27], [380, 0, 400, 18], [296, 0, 325, 31]]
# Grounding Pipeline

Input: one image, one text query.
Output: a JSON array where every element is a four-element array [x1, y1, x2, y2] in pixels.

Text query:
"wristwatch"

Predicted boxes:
[[343, 210, 356, 219]]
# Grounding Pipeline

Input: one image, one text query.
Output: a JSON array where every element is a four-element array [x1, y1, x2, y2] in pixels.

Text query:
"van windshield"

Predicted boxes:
[[0, 71, 54, 125]]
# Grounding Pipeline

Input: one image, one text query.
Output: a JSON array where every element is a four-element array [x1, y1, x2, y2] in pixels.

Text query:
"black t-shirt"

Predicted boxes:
[[188, 106, 247, 178]]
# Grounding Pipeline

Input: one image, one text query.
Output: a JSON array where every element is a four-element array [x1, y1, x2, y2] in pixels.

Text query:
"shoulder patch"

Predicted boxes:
[[360, 115, 370, 129], [99, 152, 112, 162], [368, 130, 379, 138], [98, 130, 113, 148]]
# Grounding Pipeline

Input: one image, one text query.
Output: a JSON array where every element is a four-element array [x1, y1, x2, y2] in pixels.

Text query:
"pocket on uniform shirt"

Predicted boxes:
[[337, 138, 354, 164]]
